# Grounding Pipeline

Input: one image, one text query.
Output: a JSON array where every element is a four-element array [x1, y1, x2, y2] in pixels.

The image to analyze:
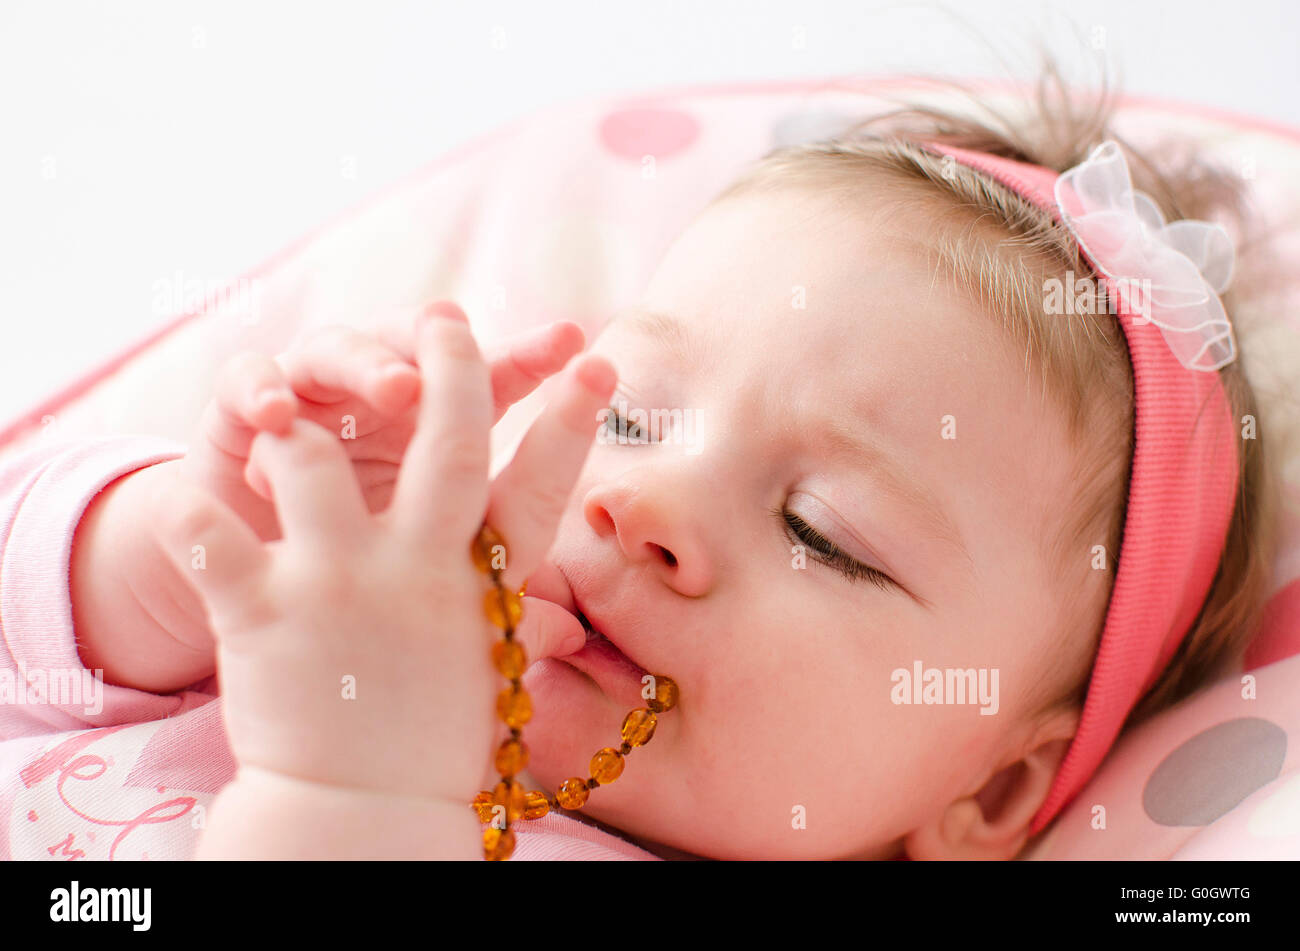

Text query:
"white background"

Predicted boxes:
[[2, 0, 1297, 422]]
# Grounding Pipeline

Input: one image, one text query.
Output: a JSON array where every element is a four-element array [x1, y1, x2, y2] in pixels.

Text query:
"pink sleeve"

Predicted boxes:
[[0, 434, 215, 740]]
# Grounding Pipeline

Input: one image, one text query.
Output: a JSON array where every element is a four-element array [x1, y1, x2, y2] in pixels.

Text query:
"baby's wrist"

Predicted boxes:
[[127, 461, 219, 646], [198, 765, 480, 860], [72, 461, 216, 690]]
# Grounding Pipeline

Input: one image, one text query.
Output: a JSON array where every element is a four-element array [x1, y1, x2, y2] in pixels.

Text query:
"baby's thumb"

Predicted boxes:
[[153, 475, 269, 623], [514, 597, 586, 667]]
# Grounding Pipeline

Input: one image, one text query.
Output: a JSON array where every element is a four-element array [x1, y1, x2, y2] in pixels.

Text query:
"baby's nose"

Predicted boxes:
[[582, 484, 712, 597]]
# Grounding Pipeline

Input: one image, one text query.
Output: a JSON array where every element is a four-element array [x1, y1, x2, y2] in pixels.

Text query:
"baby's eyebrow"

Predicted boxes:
[[609, 307, 707, 370]]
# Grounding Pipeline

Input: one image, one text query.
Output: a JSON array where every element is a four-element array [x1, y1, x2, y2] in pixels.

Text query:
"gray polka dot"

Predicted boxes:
[[1143, 717, 1287, 826]]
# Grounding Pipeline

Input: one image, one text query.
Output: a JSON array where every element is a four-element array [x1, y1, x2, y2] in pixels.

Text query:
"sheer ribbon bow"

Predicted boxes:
[[1055, 140, 1237, 371]]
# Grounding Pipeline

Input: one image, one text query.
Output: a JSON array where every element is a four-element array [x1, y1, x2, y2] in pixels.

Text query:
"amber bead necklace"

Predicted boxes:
[[469, 525, 678, 861]]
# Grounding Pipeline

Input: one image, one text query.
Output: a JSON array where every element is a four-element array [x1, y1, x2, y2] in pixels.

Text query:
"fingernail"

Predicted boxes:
[[421, 300, 468, 323], [376, 361, 418, 384], [547, 320, 585, 346], [559, 630, 587, 657], [256, 388, 294, 414]]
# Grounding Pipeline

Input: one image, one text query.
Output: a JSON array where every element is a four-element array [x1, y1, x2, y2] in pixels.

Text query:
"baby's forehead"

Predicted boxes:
[[671, 192, 953, 297], [627, 270, 986, 388]]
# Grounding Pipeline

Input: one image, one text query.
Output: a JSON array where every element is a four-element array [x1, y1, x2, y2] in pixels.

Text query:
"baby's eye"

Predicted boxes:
[[775, 507, 896, 592], [603, 406, 651, 443]]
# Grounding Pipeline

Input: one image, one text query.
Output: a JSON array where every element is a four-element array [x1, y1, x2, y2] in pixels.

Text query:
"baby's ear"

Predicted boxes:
[[903, 708, 1078, 861]]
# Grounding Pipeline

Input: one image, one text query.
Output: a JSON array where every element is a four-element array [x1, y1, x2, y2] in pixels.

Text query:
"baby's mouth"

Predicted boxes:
[[565, 606, 650, 692], [576, 609, 607, 645], [576, 608, 631, 658], [525, 559, 653, 702]]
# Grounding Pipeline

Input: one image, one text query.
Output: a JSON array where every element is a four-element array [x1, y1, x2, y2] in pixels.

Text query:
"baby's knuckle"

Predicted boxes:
[[162, 494, 223, 546], [435, 444, 488, 484], [284, 421, 347, 466], [425, 319, 482, 364], [311, 323, 357, 349], [528, 478, 573, 518], [446, 379, 493, 427], [278, 552, 354, 600]]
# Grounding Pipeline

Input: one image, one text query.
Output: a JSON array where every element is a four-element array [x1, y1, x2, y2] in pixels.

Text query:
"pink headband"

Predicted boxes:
[[925, 142, 1240, 836]]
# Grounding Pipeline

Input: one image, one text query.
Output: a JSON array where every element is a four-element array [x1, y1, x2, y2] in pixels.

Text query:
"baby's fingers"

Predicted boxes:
[[247, 418, 371, 544], [484, 320, 586, 422], [205, 352, 298, 458], [389, 308, 493, 542], [277, 325, 420, 417], [376, 303, 585, 422], [153, 477, 269, 623], [514, 597, 587, 663], [486, 355, 616, 593]]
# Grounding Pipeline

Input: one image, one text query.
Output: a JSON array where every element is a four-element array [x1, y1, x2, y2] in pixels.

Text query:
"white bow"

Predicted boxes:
[[1054, 141, 1237, 371]]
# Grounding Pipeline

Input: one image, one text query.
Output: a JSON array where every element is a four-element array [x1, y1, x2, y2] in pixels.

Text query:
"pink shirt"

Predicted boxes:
[[0, 436, 658, 860]]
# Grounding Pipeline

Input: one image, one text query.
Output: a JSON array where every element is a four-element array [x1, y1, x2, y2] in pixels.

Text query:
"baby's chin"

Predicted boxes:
[[519, 659, 679, 848], [519, 657, 625, 785]]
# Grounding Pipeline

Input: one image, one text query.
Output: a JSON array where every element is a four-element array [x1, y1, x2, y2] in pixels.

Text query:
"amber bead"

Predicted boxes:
[[590, 747, 625, 784], [621, 709, 658, 747], [492, 639, 527, 679], [472, 525, 507, 574], [646, 674, 679, 713], [483, 826, 516, 861], [471, 791, 495, 823], [492, 779, 527, 822], [496, 685, 532, 728], [485, 587, 523, 629], [495, 737, 528, 776], [522, 790, 550, 820], [556, 778, 590, 809]]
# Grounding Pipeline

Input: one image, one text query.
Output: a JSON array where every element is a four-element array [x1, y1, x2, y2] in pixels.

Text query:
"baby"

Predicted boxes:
[[5, 85, 1274, 861]]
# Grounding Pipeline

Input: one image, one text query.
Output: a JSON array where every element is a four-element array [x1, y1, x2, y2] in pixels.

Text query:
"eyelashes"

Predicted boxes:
[[602, 404, 648, 442], [603, 404, 896, 593], [773, 508, 896, 592]]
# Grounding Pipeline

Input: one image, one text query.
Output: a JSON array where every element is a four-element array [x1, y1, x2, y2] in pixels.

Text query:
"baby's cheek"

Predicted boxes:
[[724, 665, 865, 776], [698, 707, 915, 858], [792, 673, 959, 833]]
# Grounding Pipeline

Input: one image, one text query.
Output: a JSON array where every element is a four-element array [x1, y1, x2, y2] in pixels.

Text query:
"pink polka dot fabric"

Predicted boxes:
[[3, 78, 1299, 859], [598, 107, 701, 160]]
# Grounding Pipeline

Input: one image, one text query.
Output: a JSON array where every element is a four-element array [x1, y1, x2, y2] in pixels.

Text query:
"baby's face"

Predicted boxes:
[[520, 188, 1093, 859]]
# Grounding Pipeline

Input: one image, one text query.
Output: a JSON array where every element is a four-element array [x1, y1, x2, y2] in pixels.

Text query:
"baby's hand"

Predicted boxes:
[[179, 302, 587, 542], [155, 306, 616, 806], [72, 302, 589, 696]]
